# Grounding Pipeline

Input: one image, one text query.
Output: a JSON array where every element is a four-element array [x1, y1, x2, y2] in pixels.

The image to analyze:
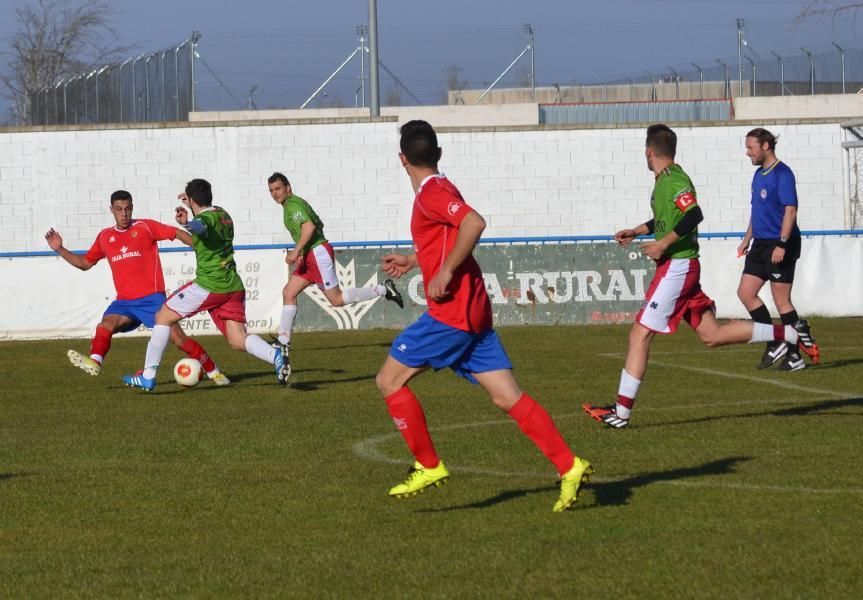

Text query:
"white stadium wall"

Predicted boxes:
[[0, 118, 856, 339], [0, 119, 848, 253]]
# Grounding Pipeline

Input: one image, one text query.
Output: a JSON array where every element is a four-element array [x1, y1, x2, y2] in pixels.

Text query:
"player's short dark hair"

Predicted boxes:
[[746, 128, 778, 151], [110, 190, 132, 204], [646, 124, 677, 159], [399, 120, 442, 168], [268, 172, 290, 186], [185, 179, 213, 206]]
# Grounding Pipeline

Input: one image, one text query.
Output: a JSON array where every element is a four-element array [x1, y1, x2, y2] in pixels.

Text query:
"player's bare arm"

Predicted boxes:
[[772, 205, 797, 264], [286, 221, 316, 265], [174, 228, 193, 246], [615, 221, 651, 246], [428, 210, 486, 301], [45, 228, 93, 271], [381, 253, 418, 278], [738, 219, 753, 257]]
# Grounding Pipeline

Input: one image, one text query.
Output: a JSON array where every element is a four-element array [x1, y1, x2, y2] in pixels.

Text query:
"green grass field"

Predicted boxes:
[[1, 319, 862, 598]]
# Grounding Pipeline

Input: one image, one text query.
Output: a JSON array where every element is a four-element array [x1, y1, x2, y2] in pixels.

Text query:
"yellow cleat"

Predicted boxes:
[[388, 460, 450, 498], [553, 456, 593, 513], [209, 372, 231, 386], [67, 350, 101, 376]]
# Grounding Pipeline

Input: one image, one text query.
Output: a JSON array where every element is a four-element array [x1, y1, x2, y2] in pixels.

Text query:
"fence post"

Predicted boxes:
[[832, 42, 846, 94]]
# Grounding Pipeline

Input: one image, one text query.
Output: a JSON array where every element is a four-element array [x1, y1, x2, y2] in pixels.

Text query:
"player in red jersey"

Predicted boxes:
[[376, 120, 592, 512], [45, 190, 228, 385]]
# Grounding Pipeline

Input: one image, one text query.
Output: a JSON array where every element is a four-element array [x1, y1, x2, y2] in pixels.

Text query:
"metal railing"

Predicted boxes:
[[29, 33, 199, 126]]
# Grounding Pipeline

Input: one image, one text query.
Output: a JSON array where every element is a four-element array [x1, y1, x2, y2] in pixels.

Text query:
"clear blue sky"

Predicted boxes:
[[1, 0, 861, 115]]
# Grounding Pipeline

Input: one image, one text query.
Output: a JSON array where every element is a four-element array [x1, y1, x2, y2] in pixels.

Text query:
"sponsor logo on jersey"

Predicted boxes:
[[447, 202, 462, 216], [108, 236, 116, 243], [110, 248, 143, 262], [292, 211, 304, 223]]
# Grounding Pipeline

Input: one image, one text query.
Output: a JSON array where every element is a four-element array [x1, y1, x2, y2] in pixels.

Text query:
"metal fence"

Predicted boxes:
[[29, 34, 199, 126], [843, 122, 863, 230], [601, 46, 863, 101]]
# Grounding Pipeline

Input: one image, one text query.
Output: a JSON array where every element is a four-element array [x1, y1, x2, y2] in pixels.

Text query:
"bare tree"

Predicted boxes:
[[384, 83, 401, 107], [0, 0, 132, 124], [443, 64, 467, 105], [797, 1, 863, 22]]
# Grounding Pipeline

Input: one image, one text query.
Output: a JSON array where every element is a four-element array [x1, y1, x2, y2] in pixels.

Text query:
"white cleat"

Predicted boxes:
[[68, 349, 101, 376]]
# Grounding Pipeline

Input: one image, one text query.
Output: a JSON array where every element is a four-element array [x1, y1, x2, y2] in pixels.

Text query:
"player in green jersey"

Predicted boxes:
[[583, 124, 817, 428], [267, 172, 403, 374], [122, 179, 289, 391]]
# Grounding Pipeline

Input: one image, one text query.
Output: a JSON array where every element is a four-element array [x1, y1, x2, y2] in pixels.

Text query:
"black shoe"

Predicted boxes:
[[383, 279, 404, 308], [777, 348, 806, 372], [582, 403, 629, 429], [794, 320, 820, 365], [757, 341, 788, 369]]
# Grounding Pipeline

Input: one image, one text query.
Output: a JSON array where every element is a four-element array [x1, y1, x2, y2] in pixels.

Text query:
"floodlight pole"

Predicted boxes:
[[525, 24, 535, 101], [832, 42, 845, 93], [368, 0, 380, 116], [691, 63, 703, 98], [745, 56, 756, 97], [737, 18, 745, 96], [770, 51, 785, 96], [801, 47, 815, 95]]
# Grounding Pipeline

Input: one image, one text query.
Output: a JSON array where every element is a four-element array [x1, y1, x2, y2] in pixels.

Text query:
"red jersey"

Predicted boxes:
[[84, 219, 177, 300], [412, 175, 492, 333]]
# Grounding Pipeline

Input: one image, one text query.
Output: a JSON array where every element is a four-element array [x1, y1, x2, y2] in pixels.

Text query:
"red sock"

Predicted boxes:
[[773, 324, 785, 341], [179, 338, 217, 374], [90, 326, 113, 362], [507, 393, 575, 476], [385, 387, 440, 469]]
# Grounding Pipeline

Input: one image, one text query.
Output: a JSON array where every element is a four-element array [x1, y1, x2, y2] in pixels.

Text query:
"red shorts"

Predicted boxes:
[[166, 282, 246, 335], [636, 258, 715, 334], [293, 242, 339, 290]]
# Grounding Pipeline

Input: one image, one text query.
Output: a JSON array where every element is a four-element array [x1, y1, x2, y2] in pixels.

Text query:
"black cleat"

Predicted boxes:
[[582, 403, 629, 429], [757, 341, 788, 369], [383, 279, 404, 308], [794, 320, 820, 365], [777, 348, 807, 371]]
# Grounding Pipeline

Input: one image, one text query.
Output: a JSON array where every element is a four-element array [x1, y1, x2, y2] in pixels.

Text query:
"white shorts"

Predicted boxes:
[[293, 242, 339, 291]]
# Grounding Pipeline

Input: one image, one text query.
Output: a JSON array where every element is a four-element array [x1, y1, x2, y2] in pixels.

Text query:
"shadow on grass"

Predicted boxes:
[[805, 358, 863, 371], [290, 373, 377, 391], [301, 341, 392, 352], [640, 397, 863, 428], [418, 456, 750, 512], [1, 472, 33, 483]]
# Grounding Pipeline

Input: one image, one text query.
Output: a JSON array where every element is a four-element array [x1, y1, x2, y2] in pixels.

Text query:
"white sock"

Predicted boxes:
[[342, 285, 385, 304], [278, 305, 298, 346], [750, 322, 798, 344], [90, 354, 104, 364], [245, 334, 278, 364], [143, 324, 171, 379], [616, 369, 641, 419]]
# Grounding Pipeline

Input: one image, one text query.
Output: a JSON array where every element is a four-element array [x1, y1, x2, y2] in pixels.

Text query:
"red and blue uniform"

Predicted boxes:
[[84, 219, 177, 331], [390, 175, 511, 383]]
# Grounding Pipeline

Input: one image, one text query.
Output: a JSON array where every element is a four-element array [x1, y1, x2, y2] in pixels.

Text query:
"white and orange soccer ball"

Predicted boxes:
[[173, 358, 203, 387]]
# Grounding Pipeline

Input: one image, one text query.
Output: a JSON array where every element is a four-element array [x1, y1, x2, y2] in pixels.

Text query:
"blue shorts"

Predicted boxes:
[[389, 313, 513, 384], [103, 292, 167, 332]]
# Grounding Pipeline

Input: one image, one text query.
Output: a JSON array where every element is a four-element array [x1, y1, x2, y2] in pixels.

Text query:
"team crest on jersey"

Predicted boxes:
[[760, 188, 767, 199], [447, 202, 462, 216], [131, 231, 137, 237]]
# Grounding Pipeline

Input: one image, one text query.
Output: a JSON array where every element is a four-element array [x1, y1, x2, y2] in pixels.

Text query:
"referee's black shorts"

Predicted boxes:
[[742, 237, 802, 284]]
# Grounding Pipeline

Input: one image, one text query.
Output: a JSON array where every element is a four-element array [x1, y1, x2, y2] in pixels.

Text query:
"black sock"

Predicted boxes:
[[748, 304, 772, 324], [780, 310, 799, 326]]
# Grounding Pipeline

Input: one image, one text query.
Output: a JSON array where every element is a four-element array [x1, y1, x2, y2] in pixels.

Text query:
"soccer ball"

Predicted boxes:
[[174, 358, 203, 387]]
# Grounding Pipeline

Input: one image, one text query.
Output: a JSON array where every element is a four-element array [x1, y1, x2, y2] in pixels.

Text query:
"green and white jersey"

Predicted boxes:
[[190, 207, 244, 293], [282, 195, 327, 252], [651, 164, 700, 259]]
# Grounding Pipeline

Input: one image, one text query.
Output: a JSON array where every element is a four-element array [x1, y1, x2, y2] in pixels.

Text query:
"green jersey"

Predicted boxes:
[[190, 207, 244, 293], [282, 195, 327, 252], [651, 164, 700, 259]]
